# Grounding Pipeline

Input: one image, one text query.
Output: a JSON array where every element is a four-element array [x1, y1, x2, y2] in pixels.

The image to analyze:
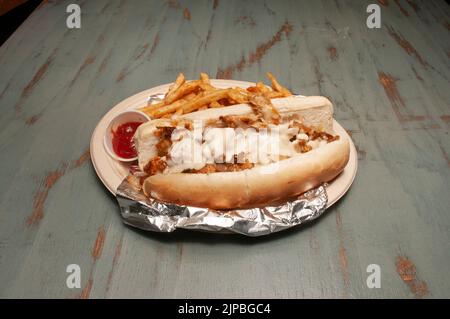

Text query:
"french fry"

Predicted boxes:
[[165, 73, 185, 99], [200, 72, 210, 84], [142, 72, 292, 119], [227, 89, 249, 104], [267, 91, 285, 99], [235, 86, 250, 93], [220, 98, 234, 106], [235, 87, 252, 98], [181, 89, 231, 114], [139, 100, 165, 115], [209, 101, 222, 108], [164, 80, 201, 105], [184, 92, 197, 101], [266, 72, 292, 96], [246, 86, 260, 93], [256, 81, 271, 93], [199, 73, 217, 91], [150, 98, 188, 118], [150, 91, 202, 118], [199, 82, 216, 91]]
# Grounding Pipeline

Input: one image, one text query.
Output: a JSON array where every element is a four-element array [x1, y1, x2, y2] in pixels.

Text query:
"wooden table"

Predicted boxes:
[[0, 0, 449, 298]]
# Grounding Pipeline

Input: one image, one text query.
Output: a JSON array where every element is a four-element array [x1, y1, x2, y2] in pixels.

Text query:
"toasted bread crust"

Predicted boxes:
[[143, 138, 349, 209]]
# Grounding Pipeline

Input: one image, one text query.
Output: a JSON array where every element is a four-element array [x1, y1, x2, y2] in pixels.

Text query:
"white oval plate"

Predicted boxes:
[[90, 80, 357, 207]]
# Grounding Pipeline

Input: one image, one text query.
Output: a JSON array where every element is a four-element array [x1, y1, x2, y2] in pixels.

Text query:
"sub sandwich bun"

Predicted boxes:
[[134, 95, 349, 209]]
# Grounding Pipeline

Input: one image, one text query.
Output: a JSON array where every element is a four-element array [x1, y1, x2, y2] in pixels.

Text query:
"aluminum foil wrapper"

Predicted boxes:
[[115, 175, 328, 237]]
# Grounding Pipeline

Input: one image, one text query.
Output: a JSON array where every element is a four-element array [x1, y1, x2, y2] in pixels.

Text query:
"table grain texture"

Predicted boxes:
[[0, 0, 449, 299]]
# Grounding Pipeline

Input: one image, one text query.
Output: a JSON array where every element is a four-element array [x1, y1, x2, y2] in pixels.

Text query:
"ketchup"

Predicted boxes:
[[112, 122, 143, 159]]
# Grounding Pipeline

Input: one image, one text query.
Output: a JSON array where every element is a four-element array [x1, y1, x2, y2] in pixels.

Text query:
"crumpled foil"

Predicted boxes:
[[115, 176, 328, 237]]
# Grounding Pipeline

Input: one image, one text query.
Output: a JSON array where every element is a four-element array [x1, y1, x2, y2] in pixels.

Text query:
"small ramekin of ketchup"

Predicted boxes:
[[104, 110, 150, 162]]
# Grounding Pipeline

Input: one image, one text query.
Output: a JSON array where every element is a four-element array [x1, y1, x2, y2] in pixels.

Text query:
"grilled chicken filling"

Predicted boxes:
[[142, 117, 339, 176]]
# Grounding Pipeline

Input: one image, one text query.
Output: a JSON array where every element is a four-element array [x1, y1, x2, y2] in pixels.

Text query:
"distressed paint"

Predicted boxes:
[[394, 0, 410, 17], [26, 148, 91, 226], [335, 210, 350, 298], [216, 21, 293, 79], [386, 26, 428, 68], [92, 226, 106, 261], [77, 276, 93, 299], [106, 236, 123, 292], [395, 256, 429, 298], [0, 0, 449, 298], [327, 46, 338, 61], [378, 72, 428, 123], [27, 164, 68, 226]]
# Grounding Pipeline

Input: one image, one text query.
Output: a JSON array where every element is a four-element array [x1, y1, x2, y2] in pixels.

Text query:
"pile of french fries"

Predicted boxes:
[[140, 72, 292, 119]]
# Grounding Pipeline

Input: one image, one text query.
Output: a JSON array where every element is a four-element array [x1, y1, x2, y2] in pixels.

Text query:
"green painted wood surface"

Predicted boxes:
[[0, 0, 449, 298]]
